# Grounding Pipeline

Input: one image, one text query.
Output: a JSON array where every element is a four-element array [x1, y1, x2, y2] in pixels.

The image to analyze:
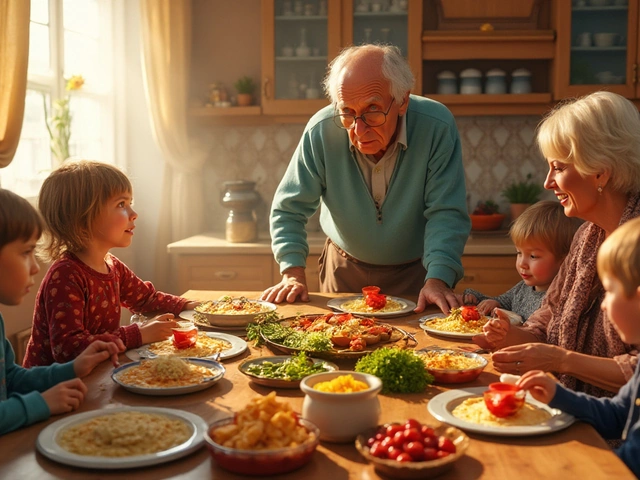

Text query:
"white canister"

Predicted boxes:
[[459, 68, 483, 94], [485, 68, 507, 94], [510, 68, 532, 94], [436, 70, 457, 94], [300, 371, 382, 443]]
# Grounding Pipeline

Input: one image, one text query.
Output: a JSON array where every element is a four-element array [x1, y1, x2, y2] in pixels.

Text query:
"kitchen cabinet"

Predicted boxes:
[[553, 0, 638, 100], [454, 255, 521, 297], [260, 0, 422, 117]]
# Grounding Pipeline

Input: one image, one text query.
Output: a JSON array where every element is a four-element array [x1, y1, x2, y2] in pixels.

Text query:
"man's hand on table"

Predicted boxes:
[[414, 278, 460, 314], [261, 266, 310, 303]]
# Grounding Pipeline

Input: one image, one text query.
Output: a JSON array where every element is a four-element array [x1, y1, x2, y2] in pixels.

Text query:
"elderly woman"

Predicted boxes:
[[474, 91, 640, 398]]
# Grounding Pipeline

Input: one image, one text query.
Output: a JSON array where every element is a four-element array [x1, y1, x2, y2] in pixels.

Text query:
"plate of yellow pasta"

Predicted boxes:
[[127, 332, 247, 361], [112, 356, 225, 395], [36, 406, 208, 469]]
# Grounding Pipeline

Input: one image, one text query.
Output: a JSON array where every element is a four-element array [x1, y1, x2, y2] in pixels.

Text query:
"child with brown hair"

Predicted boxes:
[[517, 216, 640, 477], [23, 160, 198, 367], [463, 200, 581, 323], [0, 188, 123, 434]]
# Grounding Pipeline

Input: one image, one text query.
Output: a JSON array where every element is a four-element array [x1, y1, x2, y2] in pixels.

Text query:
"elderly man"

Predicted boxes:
[[261, 44, 470, 314]]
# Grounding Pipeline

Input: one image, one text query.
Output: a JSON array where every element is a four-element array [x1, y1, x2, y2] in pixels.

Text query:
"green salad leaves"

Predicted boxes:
[[245, 352, 330, 381], [355, 348, 433, 394], [246, 315, 333, 352]]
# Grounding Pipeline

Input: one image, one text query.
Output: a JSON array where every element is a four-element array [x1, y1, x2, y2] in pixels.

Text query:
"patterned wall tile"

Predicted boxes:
[[199, 115, 550, 234]]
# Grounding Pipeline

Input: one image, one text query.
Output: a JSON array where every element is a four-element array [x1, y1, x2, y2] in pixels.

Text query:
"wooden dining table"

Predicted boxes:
[[0, 291, 634, 479]]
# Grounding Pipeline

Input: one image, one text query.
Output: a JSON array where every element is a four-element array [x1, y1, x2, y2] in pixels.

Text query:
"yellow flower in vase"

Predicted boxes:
[[44, 75, 84, 166]]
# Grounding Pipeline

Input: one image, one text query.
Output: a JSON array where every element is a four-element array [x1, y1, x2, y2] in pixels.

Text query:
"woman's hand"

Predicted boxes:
[[491, 343, 569, 376], [139, 314, 179, 344], [260, 266, 309, 304], [517, 370, 559, 404], [473, 310, 511, 349], [42, 378, 88, 415], [73, 339, 125, 377]]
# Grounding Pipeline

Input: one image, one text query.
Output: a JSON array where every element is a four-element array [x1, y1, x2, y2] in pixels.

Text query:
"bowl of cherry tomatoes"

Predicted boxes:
[[355, 419, 469, 479]]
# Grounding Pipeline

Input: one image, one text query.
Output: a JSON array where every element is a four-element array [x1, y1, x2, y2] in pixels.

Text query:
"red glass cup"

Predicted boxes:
[[172, 321, 198, 349], [483, 382, 525, 418], [361, 286, 381, 297]]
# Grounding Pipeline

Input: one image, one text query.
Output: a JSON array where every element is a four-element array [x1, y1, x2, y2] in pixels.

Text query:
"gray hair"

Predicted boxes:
[[322, 44, 415, 105]]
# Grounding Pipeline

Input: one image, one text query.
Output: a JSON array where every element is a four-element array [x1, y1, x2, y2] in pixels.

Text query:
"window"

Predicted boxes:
[[0, 0, 114, 198]]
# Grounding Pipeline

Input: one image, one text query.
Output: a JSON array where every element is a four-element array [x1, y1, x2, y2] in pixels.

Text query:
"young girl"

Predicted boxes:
[[463, 201, 581, 323], [518, 216, 640, 477], [0, 188, 123, 434], [23, 160, 198, 367]]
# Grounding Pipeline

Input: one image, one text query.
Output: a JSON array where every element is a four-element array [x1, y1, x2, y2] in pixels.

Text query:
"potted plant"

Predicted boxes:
[[234, 76, 256, 107], [501, 173, 544, 221], [470, 200, 505, 231]]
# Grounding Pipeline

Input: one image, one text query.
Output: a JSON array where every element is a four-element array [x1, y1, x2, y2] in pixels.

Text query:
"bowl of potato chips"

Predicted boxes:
[[204, 392, 319, 475]]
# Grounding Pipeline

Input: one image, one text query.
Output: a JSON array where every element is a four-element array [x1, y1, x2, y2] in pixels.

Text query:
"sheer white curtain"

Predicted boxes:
[[139, 0, 207, 291]]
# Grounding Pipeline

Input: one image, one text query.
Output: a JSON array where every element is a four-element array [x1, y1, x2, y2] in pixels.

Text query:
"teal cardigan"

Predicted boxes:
[[0, 314, 75, 435], [270, 95, 470, 288]]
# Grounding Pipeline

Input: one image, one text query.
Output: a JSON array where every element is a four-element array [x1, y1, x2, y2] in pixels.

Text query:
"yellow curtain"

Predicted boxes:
[[139, 0, 206, 292], [0, 0, 30, 167]]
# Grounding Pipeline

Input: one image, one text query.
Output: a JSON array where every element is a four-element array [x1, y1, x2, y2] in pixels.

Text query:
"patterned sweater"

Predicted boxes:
[[23, 252, 188, 367]]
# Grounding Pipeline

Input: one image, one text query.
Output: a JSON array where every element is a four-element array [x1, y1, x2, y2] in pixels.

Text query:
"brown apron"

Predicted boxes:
[[318, 238, 426, 297]]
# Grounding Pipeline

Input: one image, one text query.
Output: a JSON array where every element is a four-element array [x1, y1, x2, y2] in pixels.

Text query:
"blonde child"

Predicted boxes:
[[23, 161, 198, 367], [0, 189, 123, 434], [464, 201, 580, 324], [517, 216, 640, 477]]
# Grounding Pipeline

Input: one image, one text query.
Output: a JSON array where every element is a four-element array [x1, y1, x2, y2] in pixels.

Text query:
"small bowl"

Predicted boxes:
[[470, 213, 505, 231], [194, 298, 276, 327], [355, 424, 469, 479], [300, 371, 382, 443], [204, 417, 320, 475], [417, 348, 488, 384]]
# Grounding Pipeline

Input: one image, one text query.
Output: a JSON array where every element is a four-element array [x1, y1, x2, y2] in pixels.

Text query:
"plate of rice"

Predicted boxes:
[[419, 310, 489, 339]]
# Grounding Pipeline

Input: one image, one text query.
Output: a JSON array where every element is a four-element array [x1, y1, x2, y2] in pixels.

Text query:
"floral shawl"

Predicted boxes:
[[524, 192, 640, 398]]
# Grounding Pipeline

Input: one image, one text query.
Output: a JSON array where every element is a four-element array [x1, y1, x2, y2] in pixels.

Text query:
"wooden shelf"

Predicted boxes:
[[428, 93, 553, 116], [189, 106, 261, 117], [422, 29, 556, 60]]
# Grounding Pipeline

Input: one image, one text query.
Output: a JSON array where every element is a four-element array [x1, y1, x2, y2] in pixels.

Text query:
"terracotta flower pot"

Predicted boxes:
[[510, 203, 531, 222], [236, 93, 253, 106]]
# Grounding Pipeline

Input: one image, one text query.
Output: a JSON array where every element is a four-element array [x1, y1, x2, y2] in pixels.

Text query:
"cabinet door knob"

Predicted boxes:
[[263, 77, 271, 100], [215, 271, 237, 280], [462, 274, 476, 282]]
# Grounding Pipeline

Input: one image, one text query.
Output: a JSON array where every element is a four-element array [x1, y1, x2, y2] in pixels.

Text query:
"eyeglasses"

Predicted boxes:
[[333, 99, 395, 129]]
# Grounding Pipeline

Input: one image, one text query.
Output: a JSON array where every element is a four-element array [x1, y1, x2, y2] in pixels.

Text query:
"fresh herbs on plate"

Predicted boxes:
[[355, 348, 434, 394], [245, 352, 331, 381], [247, 315, 333, 352]]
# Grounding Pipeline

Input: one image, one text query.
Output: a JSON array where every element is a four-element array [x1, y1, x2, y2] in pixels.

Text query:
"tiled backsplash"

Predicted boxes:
[[200, 115, 554, 233]]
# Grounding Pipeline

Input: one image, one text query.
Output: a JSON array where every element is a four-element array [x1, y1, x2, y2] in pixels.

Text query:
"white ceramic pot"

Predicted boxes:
[[300, 371, 382, 443]]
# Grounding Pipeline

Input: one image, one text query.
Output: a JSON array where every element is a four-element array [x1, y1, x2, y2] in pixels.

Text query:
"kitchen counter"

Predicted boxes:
[[167, 231, 516, 256]]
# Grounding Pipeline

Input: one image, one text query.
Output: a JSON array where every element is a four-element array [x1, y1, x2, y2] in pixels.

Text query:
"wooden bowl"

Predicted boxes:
[[470, 214, 505, 231]]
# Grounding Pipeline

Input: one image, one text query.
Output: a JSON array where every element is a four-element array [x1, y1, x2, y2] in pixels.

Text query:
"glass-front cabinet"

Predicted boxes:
[[261, 0, 422, 116], [554, 0, 639, 99]]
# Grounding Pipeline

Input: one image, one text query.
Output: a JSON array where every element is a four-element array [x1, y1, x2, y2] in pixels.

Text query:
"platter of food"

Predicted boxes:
[[180, 310, 247, 332], [419, 306, 489, 340], [36, 406, 208, 469], [248, 312, 414, 360], [427, 387, 574, 436], [127, 332, 247, 361], [327, 286, 416, 318], [112, 356, 225, 396], [193, 296, 276, 328], [416, 348, 488, 384], [238, 353, 338, 389]]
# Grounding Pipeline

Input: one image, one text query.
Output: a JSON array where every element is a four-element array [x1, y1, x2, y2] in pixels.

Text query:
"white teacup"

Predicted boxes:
[[594, 32, 619, 47], [576, 32, 592, 47]]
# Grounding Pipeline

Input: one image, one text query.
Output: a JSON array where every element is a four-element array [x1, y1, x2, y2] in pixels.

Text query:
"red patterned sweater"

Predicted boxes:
[[23, 252, 188, 367]]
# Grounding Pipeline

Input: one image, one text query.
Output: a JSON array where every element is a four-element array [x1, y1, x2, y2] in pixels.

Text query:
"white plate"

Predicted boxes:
[[127, 332, 248, 361], [327, 296, 417, 318], [112, 358, 226, 396], [36, 406, 207, 469], [179, 310, 247, 332], [427, 387, 575, 437], [419, 313, 479, 340]]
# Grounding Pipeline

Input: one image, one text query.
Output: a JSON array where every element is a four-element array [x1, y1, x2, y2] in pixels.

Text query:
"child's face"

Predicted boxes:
[[92, 192, 137, 251], [601, 273, 640, 344], [0, 233, 40, 306], [515, 240, 564, 292]]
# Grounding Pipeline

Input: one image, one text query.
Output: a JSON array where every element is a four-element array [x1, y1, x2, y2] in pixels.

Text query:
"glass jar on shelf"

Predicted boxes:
[[221, 180, 260, 243]]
